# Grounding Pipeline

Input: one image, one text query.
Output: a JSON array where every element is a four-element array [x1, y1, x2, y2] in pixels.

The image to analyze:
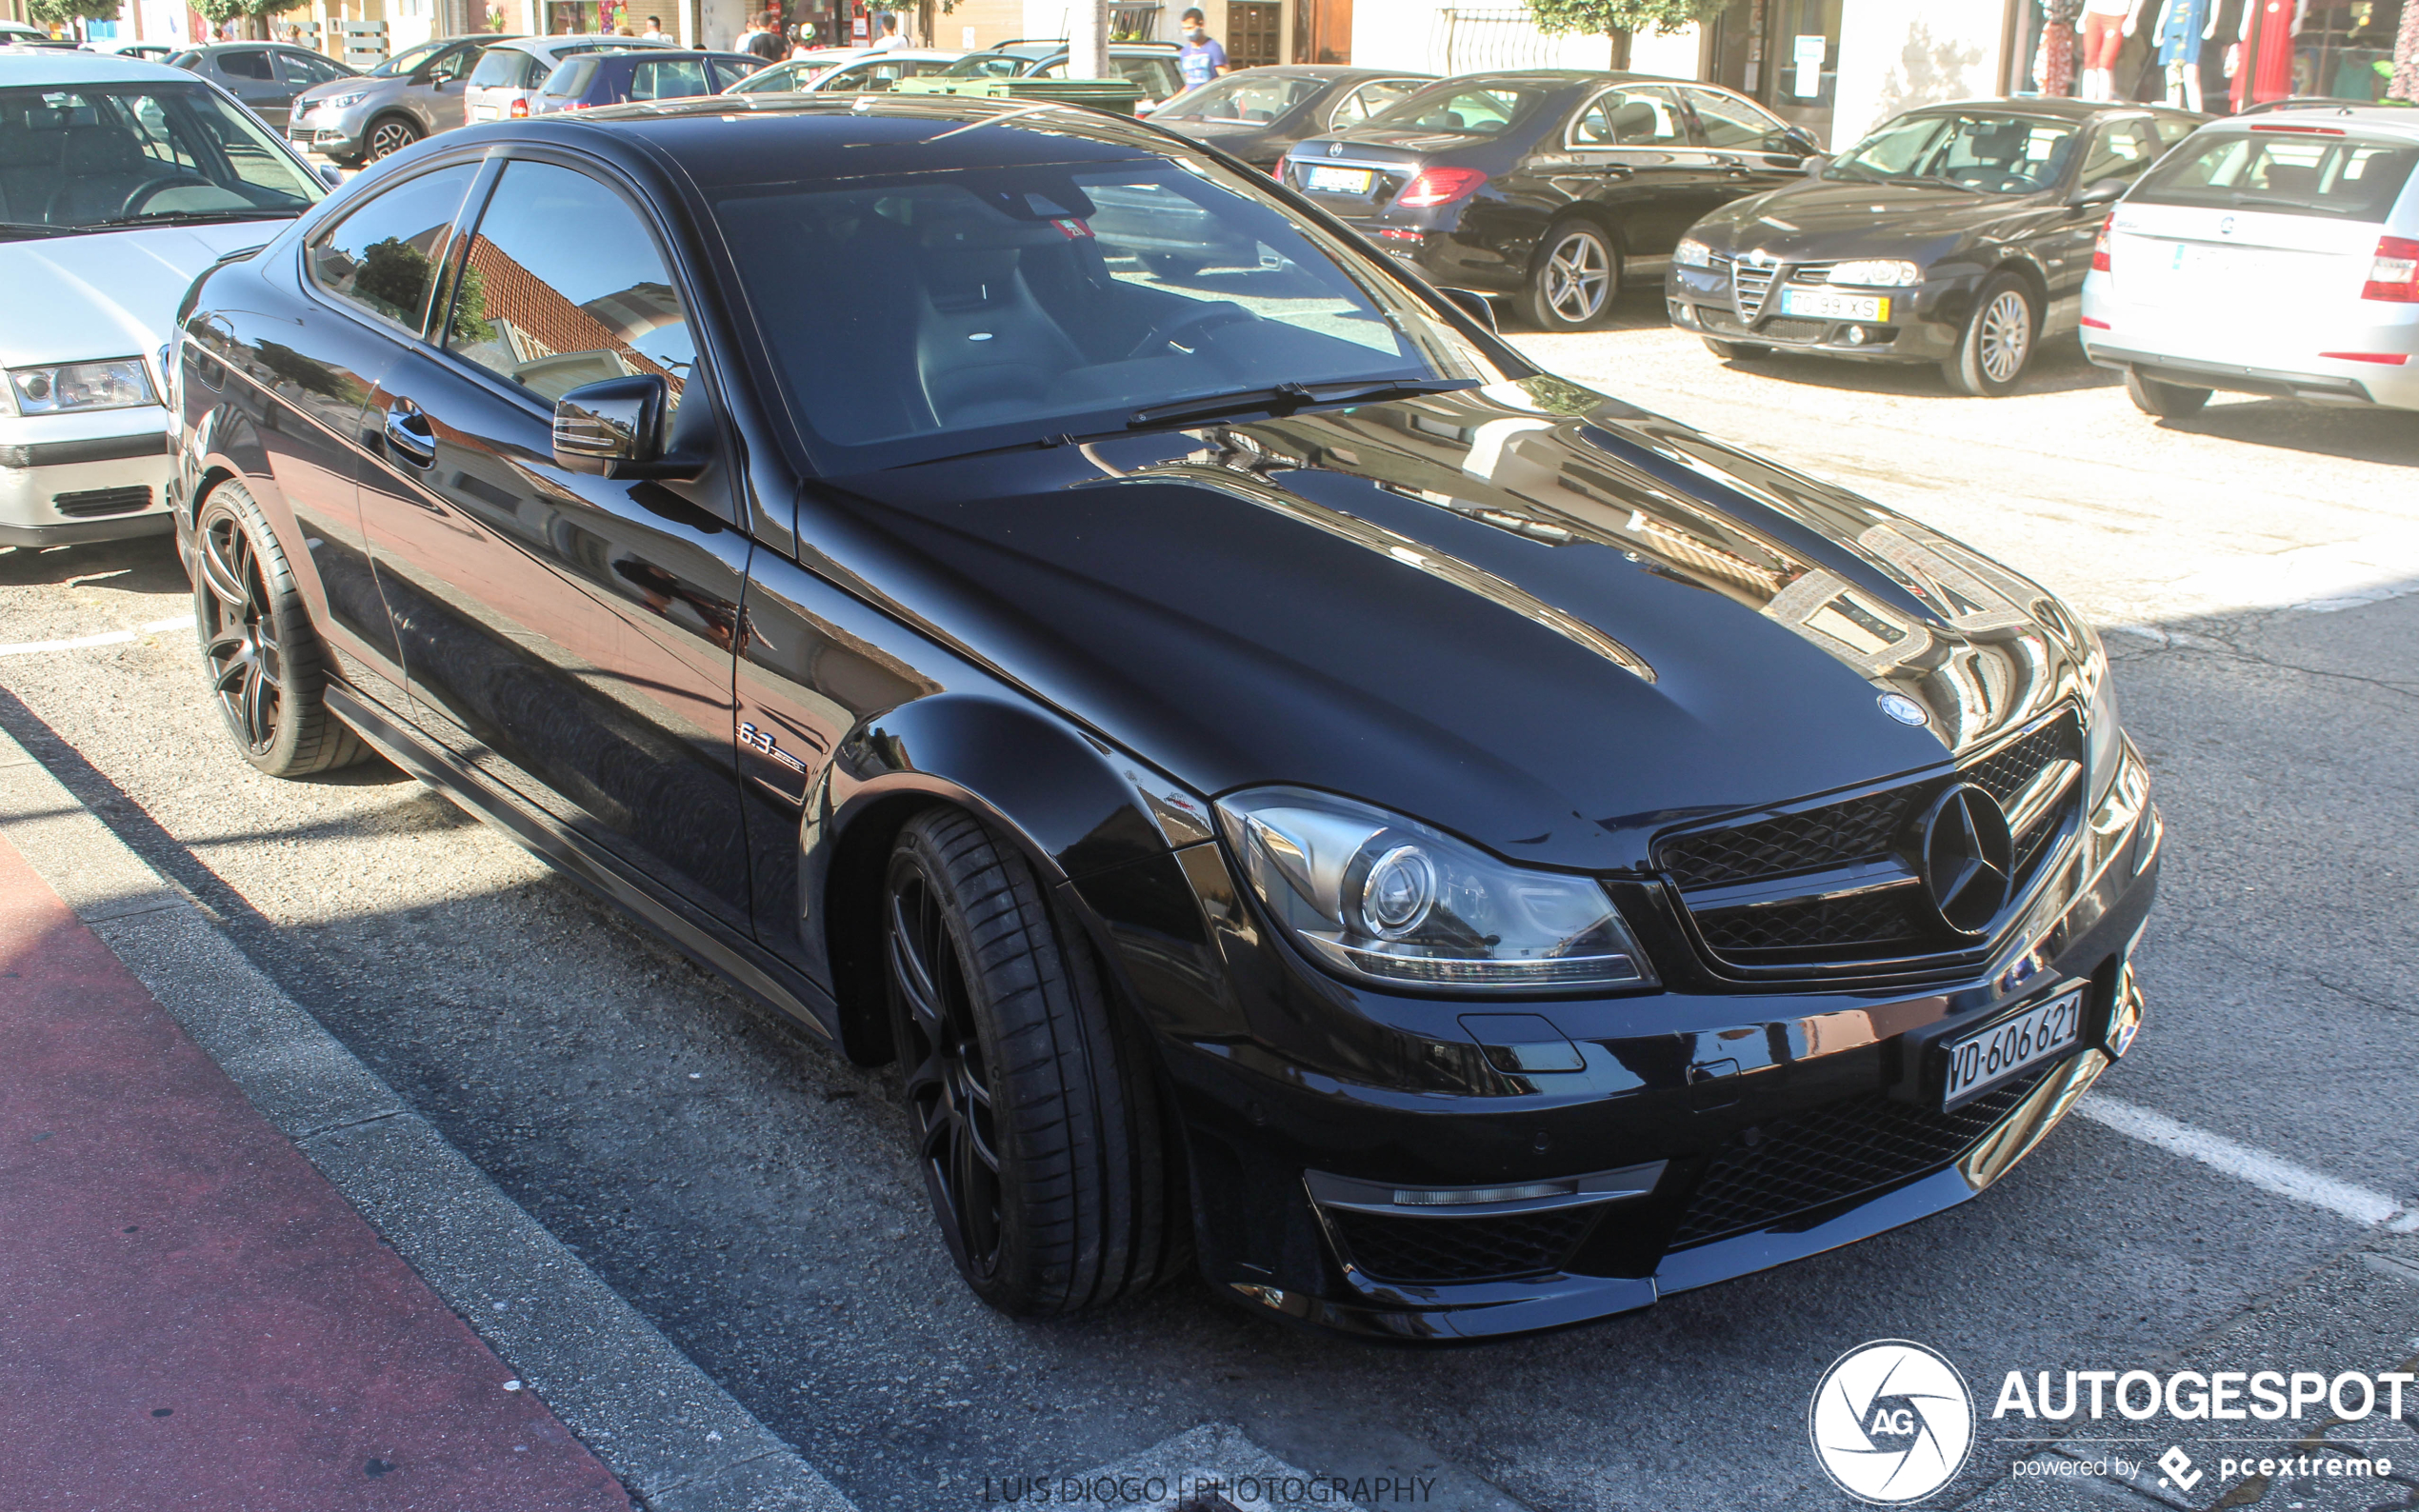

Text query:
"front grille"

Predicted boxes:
[[1662, 787, 1920, 889], [1697, 888, 1924, 955], [1328, 1204, 1601, 1285], [52, 485, 151, 518], [1671, 1066, 2051, 1246], [1728, 257, 1777, 319], [1757, 317, 1825, 341]]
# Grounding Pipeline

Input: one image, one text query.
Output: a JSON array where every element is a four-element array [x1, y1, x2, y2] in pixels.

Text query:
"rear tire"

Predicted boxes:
[[2124, 368, 2211, 418], [883, 807, 1183, 1316], [1520, 220, 1620, 331], [1702, 335, 1770, 362], [191, 481, 368, 778], [1943, 272, 2037, 396]]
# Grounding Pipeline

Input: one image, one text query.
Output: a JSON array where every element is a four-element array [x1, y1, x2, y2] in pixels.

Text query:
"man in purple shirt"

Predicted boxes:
[[1176, 7, 1229, 90]]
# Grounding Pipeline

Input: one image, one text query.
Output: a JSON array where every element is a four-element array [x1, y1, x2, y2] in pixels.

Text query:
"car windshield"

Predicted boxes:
[[1826, 111, 2079, 193], [368, 38, 450, 77], [711, 155, 1500, 470], [1364, 80, 1549, 136], [1157, 72, 1323, 122], [2129, 129, 2419, 221], [0, 81, 323, 237]]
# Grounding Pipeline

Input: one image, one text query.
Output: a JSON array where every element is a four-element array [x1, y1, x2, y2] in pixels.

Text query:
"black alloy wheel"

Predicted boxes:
[[1945, 271, 2037, 397], [2124, 368, 2211, 418], [192, 482, 366, 777], [366, 115, 422, 161], [882, 807, 1185, 1315], [1520, 221, 1620, 331], [1702, 335, 1770, 362]]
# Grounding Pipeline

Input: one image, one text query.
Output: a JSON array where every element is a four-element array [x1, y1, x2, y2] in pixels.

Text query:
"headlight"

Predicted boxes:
[[1673, 237, 1715, 269], [1827, 258, 1922, 288], [2082, 639, 2123, 803], [7, 359, 158, 415], [317, 90, 371, 110], [1216, 786, 1655, 993]]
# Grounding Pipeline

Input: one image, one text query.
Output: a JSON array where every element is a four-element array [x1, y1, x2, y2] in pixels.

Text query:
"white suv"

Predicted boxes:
[[2081, 108, 2419, 417]]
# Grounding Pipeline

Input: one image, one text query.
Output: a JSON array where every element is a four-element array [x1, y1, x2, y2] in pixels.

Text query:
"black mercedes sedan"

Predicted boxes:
[[1150, 65, 1433, 174], [1666, 98, 2201, 395], [1281, 70, 1820, 330], [169, 92, 2160, 1342]]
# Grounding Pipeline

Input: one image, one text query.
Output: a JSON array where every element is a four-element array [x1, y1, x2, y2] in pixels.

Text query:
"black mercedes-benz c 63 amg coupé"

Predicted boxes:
[[169, 92, 2160, 1341]]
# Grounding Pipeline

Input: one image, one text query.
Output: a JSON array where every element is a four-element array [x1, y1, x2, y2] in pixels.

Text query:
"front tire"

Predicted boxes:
[[191, 481, 367, 777], [1520, 221, 1620, 330], [883, 808, 1182, 1316], [2124, 368, 2211, 418], [364, 114, 422, 161], [1943, 272, 2037, 396]]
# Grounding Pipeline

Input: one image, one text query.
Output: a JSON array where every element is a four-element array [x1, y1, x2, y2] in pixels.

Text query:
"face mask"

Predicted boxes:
[[1185, 28, 1204, 40]]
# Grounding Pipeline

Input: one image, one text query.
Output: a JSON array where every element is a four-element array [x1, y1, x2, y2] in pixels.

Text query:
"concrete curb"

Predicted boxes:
[[0, 726, 857, 1512]]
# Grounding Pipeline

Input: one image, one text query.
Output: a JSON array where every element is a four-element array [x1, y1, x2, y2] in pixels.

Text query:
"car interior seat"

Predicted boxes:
[[911, 211, 1087, 429], [1607, 100, 1658, 144]]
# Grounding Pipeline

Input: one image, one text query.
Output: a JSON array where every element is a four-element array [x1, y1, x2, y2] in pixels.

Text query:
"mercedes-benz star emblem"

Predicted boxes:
[[1877, 692, 1929, 726], [1328, 141, 1344, 158], [1915, 785, 2013, 937], [2219, 214, 2236, 235]]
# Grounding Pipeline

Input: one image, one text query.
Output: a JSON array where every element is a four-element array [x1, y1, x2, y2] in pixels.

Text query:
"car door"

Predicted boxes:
[[278, 49, 346, 116], [1560, 84, 1711, 265], [213, 48, 290, 127], [357, 153, 756, 935], [419, 42, 482, 132], [2037, 117, 2167, 323], [1679, 85, 1815, 199]]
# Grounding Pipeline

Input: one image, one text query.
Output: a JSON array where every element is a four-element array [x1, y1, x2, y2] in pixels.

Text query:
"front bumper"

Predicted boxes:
[[1666, 263, 1968, 364], [0, 409, 176, 547], [1150, 754, 2163, 1342]]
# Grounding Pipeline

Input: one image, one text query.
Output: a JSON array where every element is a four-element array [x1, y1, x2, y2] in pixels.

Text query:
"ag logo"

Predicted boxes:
[[1809, 1340, 1974, 1504]]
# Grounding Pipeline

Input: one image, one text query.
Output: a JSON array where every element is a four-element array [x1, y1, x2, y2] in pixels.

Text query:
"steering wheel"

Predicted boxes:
[[1127, 300, 1259, 361], [119, 174, 218, 218]]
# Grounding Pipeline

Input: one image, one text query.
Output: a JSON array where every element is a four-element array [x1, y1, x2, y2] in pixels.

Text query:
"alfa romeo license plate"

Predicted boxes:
[[1942, 988, 2083, 1108], [1305, 165, 1372, 194], [1779, 288, 1889, 322]]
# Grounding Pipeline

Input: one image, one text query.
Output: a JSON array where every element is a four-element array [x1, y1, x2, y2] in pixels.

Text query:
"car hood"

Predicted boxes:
[[1698, 176, 2049, 258], [298, 73, 391, 105], [0, 222, 282, 370], [812, 381, 2094, 870]]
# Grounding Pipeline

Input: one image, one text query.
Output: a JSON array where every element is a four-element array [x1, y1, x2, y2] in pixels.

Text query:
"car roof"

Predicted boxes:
[[497, 34, 678, 56], [1893, 94, 2193, 124], [0, 48, 204, 84], [2201, 103, 2419, 139]]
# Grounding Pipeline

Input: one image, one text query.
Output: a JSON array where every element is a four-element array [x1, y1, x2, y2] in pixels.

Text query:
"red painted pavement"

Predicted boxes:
[[0, 831, 634, 1510]]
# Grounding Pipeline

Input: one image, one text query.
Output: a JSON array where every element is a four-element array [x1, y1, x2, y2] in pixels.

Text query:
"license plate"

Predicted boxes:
[[1304, 165, 1372, 194], [470, 104, 498, 121], [1942, 988, 2083, 1109], [1779, 287, 1888, 322]]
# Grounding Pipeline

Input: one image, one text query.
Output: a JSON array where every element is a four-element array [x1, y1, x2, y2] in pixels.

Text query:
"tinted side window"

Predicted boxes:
[[2077, 120, 2162, 185], [1683, 87, 1786, 150], [444, 160, 695, 408], [307, 163, 481, 330], [631, 58, 708, 99], [1572, 86, 1685, 148], [1331, 78, 1421, 126], [280, 51, 344, 86], [218, 49, 273, 81]]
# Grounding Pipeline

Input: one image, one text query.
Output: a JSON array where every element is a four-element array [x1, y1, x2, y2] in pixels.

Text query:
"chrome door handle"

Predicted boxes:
[[382, 403, 436, 467]]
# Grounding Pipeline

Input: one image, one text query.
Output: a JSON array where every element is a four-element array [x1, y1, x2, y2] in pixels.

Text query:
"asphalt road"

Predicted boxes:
[[4, 299, 2414, 1512]]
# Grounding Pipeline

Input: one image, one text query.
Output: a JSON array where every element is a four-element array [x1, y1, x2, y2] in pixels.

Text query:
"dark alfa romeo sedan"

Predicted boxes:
[[1665, 99, 2200, 395], [169, 93, 2159, 1341]]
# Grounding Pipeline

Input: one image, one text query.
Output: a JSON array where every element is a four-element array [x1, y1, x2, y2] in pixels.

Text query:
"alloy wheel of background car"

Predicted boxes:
[[882, 808, 1184, 1315], [367, 116, 423, 160], [1522, 223, 1619, 331], [1946, 273, 2036, 397], [191, 483, 368, 778], [2124, 368, 2211, 419], [1701, 335, 1770, 363]]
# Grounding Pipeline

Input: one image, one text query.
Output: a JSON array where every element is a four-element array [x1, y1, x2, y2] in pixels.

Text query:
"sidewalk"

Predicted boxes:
[[0, 827, 633, 1509]]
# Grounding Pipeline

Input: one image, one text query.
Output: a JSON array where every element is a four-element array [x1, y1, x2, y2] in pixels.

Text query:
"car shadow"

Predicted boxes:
[[0, 534, 189, 593], [2141, 396, 2419, 469]]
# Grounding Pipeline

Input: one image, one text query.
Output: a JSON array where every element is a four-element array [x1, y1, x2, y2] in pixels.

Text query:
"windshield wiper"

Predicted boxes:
[[1129, 377, 1478, 429], [0, 221, 83, 239], [90, 208, 301, 229]]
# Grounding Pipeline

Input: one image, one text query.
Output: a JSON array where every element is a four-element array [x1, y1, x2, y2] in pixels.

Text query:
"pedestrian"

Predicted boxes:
[[869, 12, 904, 50], [1175, 7, 1227, 90], [640, 12, 664, 37], [746, 10, 785, 60], [790, 21, 819, 55]]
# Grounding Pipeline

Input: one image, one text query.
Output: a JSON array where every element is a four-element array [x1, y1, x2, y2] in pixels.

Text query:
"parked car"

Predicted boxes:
[[722, 47, 961, 95], [936, 39, 1185, 112], [1, 50, 327, 547], [1283, 70, 1818, 331], [171, 91, 2158, 1342], [287, 32, 524, 166], [0, 21, 75, 48], [1666, 98, 2201, 396], [1149, 65, 1432, 172], [2083, 107, 2419, 416], [97, 40, 181, 62], [164, 41, 357, 130], [462, 34, 674, 123], [533, 49, 759, 112]]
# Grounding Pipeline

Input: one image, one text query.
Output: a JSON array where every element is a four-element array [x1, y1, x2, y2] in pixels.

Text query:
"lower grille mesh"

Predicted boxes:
[[1671, 1067, 2051, 1247], [1329, 1204, 1601, 1285], [52, 485, 151, 518]]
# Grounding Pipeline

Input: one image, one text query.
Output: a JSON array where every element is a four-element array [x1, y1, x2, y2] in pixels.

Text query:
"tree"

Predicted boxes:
[[1523, 0, 1735, 42], [26, 0, 125, 31], [190, 0, 293, 40]]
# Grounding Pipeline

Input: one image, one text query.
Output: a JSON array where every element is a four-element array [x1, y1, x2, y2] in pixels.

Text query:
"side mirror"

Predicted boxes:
[[553, 374, 666, 475], [1779, 125, 1820, 154], [1440, 287, 1498, 332], [2072, 176, 2128, 208], [318, 164, 345, 187]]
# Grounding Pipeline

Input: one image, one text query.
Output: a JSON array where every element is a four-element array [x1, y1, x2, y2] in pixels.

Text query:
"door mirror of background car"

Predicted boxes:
[[1440, 288, 1498, 332], [553, 375, 667, 475], [318, 165, 345, 188], [1773, 125, 1820, 156], [2071, 176, 2128, 209]]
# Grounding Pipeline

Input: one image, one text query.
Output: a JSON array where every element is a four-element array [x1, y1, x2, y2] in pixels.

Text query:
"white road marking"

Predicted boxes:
[[0, 614, 191, 658], [2080, 1094, 2419, 1233]]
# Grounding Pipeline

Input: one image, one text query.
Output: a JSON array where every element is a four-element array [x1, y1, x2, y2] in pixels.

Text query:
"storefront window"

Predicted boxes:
[[550, 0, 634, 33], [2009, 0, 2413, 109]]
